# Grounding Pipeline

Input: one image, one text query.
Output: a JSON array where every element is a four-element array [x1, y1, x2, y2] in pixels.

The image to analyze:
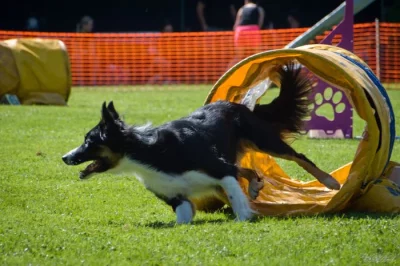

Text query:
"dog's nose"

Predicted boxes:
[[62, 147, 79, 165], [62, 155, 69, 164]]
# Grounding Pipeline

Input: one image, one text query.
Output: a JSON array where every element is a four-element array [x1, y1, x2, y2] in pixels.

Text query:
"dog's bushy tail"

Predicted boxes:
[[253, 62, 313, 139]]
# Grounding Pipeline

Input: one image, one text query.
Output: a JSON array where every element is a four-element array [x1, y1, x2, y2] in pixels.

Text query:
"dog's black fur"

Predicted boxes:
[[62, 62, 340, 223]]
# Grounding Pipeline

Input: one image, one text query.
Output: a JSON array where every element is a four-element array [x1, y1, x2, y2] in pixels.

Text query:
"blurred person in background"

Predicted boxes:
[[26, 16, 39, 31], [287, 10, 300, 28], [147, 20, 176, 84], [196, 0, 237, 31], [75, 15, 97, 85], [77, 15, 94, 33], [228, 0, 265, 68], [162, 21, 174, 33]]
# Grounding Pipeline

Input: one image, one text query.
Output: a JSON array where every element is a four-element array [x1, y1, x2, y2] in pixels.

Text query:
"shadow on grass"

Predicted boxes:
[[141, 207, 246, 228], [137, 209, 399, 229], [202, 206, 400, 222], [252, 211, 400, 222], [143, 218, 228, 229], [317, 211, 400, 220]]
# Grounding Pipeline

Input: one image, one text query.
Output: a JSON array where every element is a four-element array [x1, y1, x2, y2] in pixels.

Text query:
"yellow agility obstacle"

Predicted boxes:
[[196, 44, 399, 216], [0, 38, 71, 105]]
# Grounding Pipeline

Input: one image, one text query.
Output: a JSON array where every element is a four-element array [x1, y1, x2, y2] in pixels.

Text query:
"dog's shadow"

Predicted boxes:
[[138, 211, 399, 229], [141, 208, 266, 229], [143, 218, 229, 229]]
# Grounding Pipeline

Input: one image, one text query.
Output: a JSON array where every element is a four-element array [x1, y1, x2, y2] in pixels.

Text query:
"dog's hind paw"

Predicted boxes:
[[320, 174, 341, 190], [220, 176, 254, 222], [248, 178, 264, 200]]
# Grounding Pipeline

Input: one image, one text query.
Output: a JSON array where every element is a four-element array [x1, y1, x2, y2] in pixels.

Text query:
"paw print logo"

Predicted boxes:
[[310, 87, 346, 121]]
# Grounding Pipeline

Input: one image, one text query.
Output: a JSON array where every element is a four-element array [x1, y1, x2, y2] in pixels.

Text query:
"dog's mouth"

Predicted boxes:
[[79, 158, 112, 179]]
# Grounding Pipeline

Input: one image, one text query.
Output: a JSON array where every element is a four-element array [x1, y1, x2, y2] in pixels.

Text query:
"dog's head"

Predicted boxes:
[[62, 101, 125, 179]]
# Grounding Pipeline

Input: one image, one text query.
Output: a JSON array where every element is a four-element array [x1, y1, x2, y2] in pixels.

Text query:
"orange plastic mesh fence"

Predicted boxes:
[[0, 22, 399, 86], [379, 22, 400, 84]]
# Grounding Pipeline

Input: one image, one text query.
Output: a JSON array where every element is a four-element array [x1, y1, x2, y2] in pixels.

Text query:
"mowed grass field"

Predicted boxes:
[[0, 85, 399, 265]]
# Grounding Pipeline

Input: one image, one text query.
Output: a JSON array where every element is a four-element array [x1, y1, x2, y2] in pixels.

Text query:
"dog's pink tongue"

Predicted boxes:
[[79, 160, 110, 179]]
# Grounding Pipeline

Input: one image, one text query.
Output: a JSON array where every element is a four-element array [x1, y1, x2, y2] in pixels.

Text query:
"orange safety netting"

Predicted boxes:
[[0, 22, 399, 86]]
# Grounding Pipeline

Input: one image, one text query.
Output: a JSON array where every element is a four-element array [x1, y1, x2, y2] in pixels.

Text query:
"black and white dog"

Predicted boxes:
[[62, 63, 340, 224]]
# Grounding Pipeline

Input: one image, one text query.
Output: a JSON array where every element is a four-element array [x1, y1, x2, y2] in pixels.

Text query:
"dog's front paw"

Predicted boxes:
[[176, 201, 194, 224]]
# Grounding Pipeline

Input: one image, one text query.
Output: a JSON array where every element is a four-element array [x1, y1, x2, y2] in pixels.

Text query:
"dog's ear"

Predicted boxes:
[[107, 101, 120, 120], [100, 101, 122, 140], [101, 101, 114, 124]]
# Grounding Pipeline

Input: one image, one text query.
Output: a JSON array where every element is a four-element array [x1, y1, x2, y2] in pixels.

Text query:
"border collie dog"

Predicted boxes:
[[62, 63, 340, 224]]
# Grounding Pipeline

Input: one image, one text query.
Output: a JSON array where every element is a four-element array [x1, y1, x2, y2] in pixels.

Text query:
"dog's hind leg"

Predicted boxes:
[[238, 167, 264, 200], [201, 160, 255, 221], [283, 152, 340, 190], [247, 131, 341, 190], [220, 175, 254, 221], [266, 141, 340, 190]]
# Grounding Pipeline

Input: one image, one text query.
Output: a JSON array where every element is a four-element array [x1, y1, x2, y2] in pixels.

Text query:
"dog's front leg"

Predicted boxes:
[[165, 196, 196, 224], [175, 200, 195, 224]]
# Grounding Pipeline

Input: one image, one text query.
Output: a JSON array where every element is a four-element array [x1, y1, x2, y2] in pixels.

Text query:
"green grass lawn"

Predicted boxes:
[[0, 85, 399, 265]]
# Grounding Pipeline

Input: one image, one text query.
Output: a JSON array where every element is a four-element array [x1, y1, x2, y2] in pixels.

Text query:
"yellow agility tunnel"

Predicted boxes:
[[0, 38, 71, 105], [195, 44, 399, 216]]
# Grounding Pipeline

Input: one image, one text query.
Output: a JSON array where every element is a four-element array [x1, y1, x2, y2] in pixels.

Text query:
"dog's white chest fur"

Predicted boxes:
[[110, 157, 220, 198]]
